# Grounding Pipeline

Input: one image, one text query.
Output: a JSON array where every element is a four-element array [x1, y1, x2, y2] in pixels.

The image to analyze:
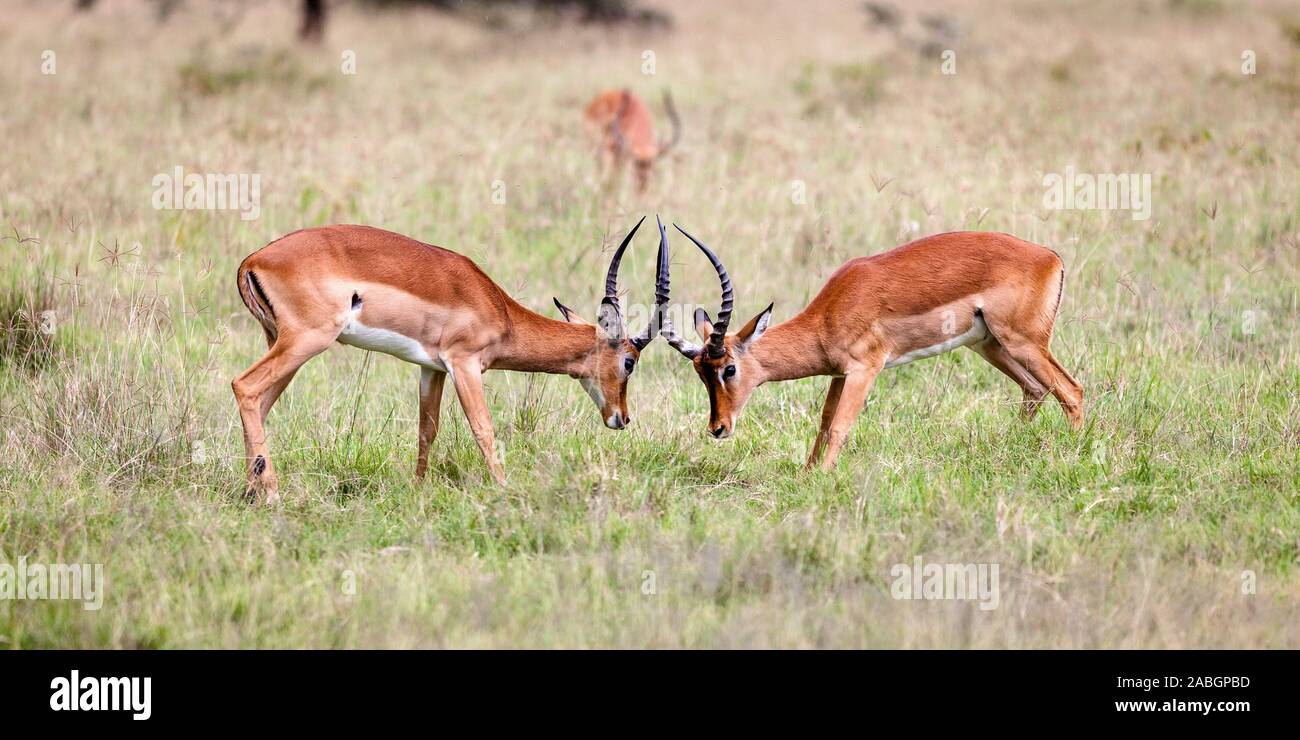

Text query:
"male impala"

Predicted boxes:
[[656, 224, 1085, 469], [233, 219, 656, 503], [584, 88, 681, 192]]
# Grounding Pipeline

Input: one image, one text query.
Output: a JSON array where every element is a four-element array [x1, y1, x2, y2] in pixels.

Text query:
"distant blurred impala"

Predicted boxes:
[[584, 88, 681, 192]]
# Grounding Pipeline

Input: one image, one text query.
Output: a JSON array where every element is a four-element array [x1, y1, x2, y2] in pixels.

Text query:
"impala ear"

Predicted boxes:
[[735, 303, 774, 352], [596, 298, 624, 343], [694, 307, 713, 343], [554, 297, 589, 325]]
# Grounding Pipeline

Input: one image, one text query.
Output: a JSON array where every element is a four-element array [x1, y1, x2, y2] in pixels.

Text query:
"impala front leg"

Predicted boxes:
[[448, 357, 506, 485], [818, 360, 883, 470], [806, 376, 845, 470]]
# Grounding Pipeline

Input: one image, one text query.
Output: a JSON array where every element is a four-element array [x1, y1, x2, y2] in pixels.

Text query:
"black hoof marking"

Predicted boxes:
[[252, 455, 267, 476]]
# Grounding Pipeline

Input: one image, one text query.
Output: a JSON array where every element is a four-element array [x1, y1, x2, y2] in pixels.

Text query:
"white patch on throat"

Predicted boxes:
[[884, 313, 989, 369], [578, 377, 605, 410], [338, 314, 445, 371]]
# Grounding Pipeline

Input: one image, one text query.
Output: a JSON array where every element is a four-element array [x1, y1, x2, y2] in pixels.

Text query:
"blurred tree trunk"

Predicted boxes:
[[300, 0, 326, 42]]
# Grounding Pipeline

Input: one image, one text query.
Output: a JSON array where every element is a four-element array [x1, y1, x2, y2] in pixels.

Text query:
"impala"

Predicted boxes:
[[656, 225, 1085, 469], [584, 88, 681, 192], [233, 218, 657, 503]]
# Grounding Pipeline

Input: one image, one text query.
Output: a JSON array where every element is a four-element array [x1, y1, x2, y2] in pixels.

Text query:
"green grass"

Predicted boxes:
[[0, 0, 1297, 647]]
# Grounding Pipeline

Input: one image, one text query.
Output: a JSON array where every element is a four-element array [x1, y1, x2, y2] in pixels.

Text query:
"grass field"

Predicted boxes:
[[1, 0, 1297, 648]]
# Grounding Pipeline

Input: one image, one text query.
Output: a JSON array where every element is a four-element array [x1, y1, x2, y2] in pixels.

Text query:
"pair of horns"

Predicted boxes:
[[598, 215, 734, 358], [655, 219, 732, 359]]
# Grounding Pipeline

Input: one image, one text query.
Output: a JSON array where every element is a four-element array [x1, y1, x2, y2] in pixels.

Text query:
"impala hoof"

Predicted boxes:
[[243, 483, 279, 506], [244, 455, 279, 505]]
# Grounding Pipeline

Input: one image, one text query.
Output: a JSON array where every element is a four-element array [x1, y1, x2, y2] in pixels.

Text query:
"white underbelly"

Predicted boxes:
[[337, 319, 445, 371], [883, 313, 988, 369]]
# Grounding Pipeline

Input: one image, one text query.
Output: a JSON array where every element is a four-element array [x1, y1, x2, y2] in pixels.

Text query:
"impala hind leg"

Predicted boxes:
[[805, 376, 845, 470], [1042, 349, 1085, 428], [987, 330, 1084, 429], [970, 338, 1048, 420], [448, 357, 506, 485], [818, 361, 884, 470], [415, 368, 446, 480], [231, 331, 333, 504]]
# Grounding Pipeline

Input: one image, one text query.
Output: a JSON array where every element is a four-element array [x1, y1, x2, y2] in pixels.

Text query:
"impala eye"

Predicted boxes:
[[624, 357, 636, 374], [723, 364, 737, 379]]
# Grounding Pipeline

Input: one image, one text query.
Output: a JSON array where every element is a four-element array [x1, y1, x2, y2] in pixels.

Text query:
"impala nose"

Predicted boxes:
[[711, 425, 727, 438], [606, 413, 626, 430]]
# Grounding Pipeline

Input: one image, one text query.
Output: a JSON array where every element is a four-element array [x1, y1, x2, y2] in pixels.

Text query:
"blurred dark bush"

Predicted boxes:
[[71, 0, 672, 40], [359, 0, 671, 27]]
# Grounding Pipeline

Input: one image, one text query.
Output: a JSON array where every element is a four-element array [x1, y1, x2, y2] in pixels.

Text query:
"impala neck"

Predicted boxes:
[[493, 300, 598, 377], [748, 311, 832, 383]]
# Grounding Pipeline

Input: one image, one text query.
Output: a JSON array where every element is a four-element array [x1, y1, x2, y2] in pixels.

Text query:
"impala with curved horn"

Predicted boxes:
[[657, 225, 1085, 470], [584, 88, 681, 192], [233, 219, 657, 502]]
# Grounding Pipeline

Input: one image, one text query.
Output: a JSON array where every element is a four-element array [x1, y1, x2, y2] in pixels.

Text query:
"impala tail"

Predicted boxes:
[[236, 261, 278, 345]]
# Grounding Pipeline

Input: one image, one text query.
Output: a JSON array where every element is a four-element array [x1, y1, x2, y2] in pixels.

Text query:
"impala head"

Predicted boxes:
[[656, 222, 774, 439], [553, 216, 658, 430]]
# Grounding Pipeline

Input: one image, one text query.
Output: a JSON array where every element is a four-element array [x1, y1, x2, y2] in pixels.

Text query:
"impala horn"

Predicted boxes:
[[673, 224, 733, 358], [603, 216, 656, 350], [655, 216, 702, 358]]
